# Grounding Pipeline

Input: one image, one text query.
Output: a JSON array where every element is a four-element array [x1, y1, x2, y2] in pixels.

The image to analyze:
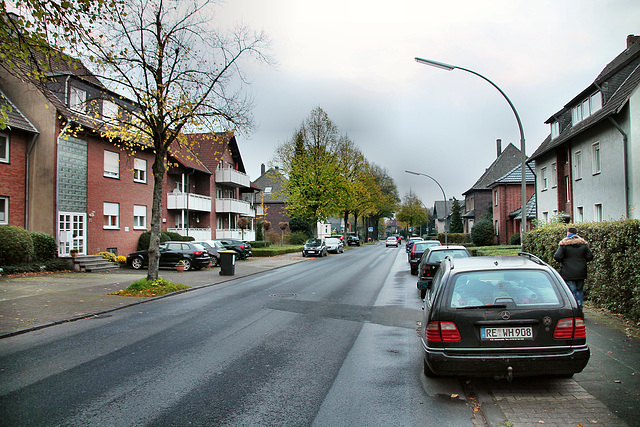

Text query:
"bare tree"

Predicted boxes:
[[84, 0, 271, 280], [279, 221, 288, 245]]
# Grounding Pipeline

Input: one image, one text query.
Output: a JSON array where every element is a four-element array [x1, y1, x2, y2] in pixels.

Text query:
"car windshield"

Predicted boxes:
[[326, 238, 340, 244], [306, 239, 322, 247], [427, 249, 469, 262], [448, 270, 561, 308]]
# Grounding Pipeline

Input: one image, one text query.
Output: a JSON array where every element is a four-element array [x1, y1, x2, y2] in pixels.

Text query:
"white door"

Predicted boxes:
[[58, 212, 86, 256]]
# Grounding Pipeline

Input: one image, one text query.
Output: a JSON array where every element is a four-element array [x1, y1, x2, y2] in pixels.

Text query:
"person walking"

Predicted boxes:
[[554, 226, 593, 310]]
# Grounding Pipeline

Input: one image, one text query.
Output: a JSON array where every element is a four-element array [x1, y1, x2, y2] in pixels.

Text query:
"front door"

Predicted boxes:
[[58, 212, 86, 256]]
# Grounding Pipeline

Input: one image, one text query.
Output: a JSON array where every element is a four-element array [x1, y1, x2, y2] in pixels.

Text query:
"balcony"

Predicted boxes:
[[167, 192, 212, 212], [167, 227, 212, 241], [215, 168, 250, 188], [215, 229, 255, 241], [215, 198, 255, 217]]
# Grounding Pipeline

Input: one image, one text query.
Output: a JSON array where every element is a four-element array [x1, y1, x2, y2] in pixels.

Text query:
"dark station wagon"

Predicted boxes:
[[419, 253, 590, 381]]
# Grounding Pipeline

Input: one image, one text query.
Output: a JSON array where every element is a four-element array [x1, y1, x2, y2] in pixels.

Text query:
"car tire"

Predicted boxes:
[[302, 252, 306, 257], [131, 256, 144, 270], [211, 257, 219, 267], [423, 359, 438, 377], [410, 267, 417, 275], [181, 258, 192, 271]]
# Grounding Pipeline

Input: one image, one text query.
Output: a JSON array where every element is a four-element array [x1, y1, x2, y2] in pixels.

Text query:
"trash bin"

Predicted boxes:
[[219, 250, 236, 276]]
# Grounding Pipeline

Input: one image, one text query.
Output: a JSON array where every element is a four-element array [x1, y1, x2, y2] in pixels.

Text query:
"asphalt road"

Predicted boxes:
[[0, 244, 475, 426]]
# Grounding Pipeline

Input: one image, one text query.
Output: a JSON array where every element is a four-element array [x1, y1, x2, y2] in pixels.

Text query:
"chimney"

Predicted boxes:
[[496, 139, 502, 158], [261, 163, 266, 175], [627, 34, 640, 49]]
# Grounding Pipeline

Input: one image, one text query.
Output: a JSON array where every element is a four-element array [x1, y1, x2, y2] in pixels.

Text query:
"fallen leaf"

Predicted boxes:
[[614, 380, 622, 383], [451, 394, 458, 398], [538, 421, 545, 424]]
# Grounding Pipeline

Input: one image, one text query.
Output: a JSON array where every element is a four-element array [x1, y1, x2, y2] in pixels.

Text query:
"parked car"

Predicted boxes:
[[405, 236, 424, 253], [127, 241, 212, 271], [347, 235, 361, 246], [212, 239, 252, 260], [325, 237, 344, 254], [408, 240, 443, 275], [192, 239, 226, 267], [385, 236, 399, 247], [302, 238, 327, 257], [416, 245, 470, 297], [419, 253, 590, 380], [333, 234, 345, 244]]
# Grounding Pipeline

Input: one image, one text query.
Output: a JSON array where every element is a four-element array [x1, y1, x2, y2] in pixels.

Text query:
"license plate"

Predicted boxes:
[[481, 327, 533, 341]]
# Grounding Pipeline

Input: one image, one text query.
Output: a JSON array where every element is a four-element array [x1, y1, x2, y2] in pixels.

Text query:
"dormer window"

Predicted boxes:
[[550, 121, 560, 139], [69, 87, 86, 113], [103, 100, 118, 121], [571, 91, 602, 125]]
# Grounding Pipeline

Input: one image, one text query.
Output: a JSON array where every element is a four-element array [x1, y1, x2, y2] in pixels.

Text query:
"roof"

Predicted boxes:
[[168, 140, 211, 174], [531, 38, 640, 161], [185, 132, 246, 174], [433, 200, 454, 220], [489, 161, 536, 187], [0, 89, 38, 133], [463, 143, 523, 194], [253, 167, 287, 203], [509, 194, 537, 220]]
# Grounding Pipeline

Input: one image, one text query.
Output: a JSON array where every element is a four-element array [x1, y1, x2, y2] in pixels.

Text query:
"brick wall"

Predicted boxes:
[[0, 129, 28, 227]]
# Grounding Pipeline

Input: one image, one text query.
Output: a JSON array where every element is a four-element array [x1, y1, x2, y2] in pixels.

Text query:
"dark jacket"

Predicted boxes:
[[553, 236, 593, 280]]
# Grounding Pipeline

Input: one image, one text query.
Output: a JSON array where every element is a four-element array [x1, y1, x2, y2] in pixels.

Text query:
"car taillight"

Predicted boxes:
[[425, 321, 461, 342], [240, 245, 245, 249], [412, 246, 416, 256], [193, 251, 204, 256], [553, 318, 586, 339]]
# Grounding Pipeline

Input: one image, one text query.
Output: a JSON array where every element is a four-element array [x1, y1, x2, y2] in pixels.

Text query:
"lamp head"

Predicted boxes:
[[415, 57, 455, 71]]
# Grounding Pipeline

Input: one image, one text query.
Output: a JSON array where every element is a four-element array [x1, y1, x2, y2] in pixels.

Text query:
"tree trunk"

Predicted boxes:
[[147, 149, 167, 281]]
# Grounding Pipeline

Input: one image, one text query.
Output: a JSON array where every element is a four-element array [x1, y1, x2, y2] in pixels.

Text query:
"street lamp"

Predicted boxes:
[[405, 170, 448, 246], [415, 57, 527, 250]]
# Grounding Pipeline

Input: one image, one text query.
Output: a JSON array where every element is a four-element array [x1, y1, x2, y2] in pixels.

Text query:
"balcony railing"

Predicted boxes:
[[215, 229, 255, 241], [215, 168, 250, 188], [167, 227, 212, 241], [167, 192, 212, 212], [215, 198, 255, 217]]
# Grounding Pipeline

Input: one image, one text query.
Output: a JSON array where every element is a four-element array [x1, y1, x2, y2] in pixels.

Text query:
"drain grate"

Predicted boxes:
[[270, 293, 298, 298]]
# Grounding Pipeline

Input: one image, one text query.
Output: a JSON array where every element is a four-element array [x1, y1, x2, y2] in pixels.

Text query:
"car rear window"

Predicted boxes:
[[427, 249, 469, 263], [448, 270, 561, 308]]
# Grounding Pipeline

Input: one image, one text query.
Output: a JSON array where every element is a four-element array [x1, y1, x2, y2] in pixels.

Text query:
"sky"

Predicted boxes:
[[214, 0, 639, 208]]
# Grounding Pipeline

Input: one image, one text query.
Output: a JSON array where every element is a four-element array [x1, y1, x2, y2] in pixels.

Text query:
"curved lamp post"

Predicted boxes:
[[415, 57, 527, 250], [405, 170, 448, 246]]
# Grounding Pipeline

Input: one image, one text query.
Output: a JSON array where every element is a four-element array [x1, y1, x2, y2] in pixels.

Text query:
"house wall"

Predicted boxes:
[[628, 88, 640, 219], [493, 183, 535, 244], [0, 128, 29, 227], [0, 71, 58, 235], [86, 138, 155, 256], [536, 153, 560, 221]]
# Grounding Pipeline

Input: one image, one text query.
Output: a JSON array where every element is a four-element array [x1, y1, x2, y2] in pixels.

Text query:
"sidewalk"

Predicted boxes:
[[0, 253, 307, 338]]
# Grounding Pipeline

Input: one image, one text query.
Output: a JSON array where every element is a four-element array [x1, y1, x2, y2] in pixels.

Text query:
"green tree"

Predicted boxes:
[[85, 0, 270, 280], [471, 219, 495, 246], [449, 198, 464, 233], [397, 192, 428, 233]]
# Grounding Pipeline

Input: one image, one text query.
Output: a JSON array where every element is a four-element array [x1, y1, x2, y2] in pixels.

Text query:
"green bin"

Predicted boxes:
[[219, 250, 236, 276]]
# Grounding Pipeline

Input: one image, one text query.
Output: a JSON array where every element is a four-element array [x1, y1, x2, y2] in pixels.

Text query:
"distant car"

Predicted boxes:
[[405, 236, 424, 253], [192, 239, 226, 267], [325, 237, 344, 254], [212, 239, 252, 260], [302, 238, 327, 257], [127, 241, 211, 271], [408, 240, 443, 275], [385, 236, 399, 247], [333, 234, 345, 244], [347, 235, 361, 246], [416, 245, 470, 297], [419, 253, 590, 380]]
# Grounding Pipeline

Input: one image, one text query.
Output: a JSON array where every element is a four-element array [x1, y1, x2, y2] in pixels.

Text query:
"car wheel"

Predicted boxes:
[[181, 258, 192, 271], [131, 256, 144, 270], [420, 288, 427, 299], [410, 267, 417, 275], [423, 359, 437, 377], [302, 252, 306, 257], [211, 257, 219, 267]]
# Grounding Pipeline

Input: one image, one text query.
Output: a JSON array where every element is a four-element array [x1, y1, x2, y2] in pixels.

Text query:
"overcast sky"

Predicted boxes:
[[215, 0, 639, 207]]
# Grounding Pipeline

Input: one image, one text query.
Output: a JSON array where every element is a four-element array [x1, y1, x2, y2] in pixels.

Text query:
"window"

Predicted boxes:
[[494, 190, 498, 206], [217, 216, 224, 229], [541, 167, 548, 190], [0, 133, 8, 163], [104, 150, 120, 178], [552, 163, 557, 187], [134, 158, 147, 183], [103, 100, 118, 121], [216, 188, 223, 198], [176, 181, 184, 192], [577, 206, 584, 222], [0, 196, 7, 224], [542, 211, 549, 223], [574, 150, 582, 180], [550, 121, 560, 139], [265, 186, 272, 194], [133, 205, 146, 229], [565, 176, 571, 203], [69, 87, 86, 113], [103, 202, 119, 229], [571, 91, 602, 125], [594, 204, 603, 222], [592, 142, 601, 174]]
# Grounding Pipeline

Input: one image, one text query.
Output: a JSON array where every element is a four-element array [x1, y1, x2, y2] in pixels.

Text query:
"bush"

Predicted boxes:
[[470, 219, 495, 246], [99, 252, 118, 262], [509, 233, 521, 246], [249, 240, 272, 248], [0, 225, 34, 265], [0, 259, 70, 275], [30, 232, 58, 261], [439, 233, 471, 244], [288, 231, 308, 245]]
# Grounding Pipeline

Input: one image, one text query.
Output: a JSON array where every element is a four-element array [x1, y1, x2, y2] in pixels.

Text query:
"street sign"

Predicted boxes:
[[368, 227, 373, 232]]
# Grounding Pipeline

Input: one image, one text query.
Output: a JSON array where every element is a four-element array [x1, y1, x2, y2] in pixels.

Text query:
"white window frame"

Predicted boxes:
[[541, 167, 548, 190], [134, 158, 147, 183], [69, 86, 86, 113], [571, 91, 602, 125], [103, 202, 119, 229], [594, 203, 603, 222], [104, 150, 120, 178], [103, 100, 118, 121], [542, 211, 549, 223], [592, 142, 601, 175], [216, 216, 224, 229], [0, 133, 8, 163], [494, 189, 498, 206], [0, 196, 8, 224], [265, 186, 272, 194], [576, 206, 584, 223], [574, 150, 582, 180], [565, 176, 571, 203], [216, 188, 223, 199], [550, 121, 560, 139], [552, 162, 557, 187], [133, 205, 147, 230]]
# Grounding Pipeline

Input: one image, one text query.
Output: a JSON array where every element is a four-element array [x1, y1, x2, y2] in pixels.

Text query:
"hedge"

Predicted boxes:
[[523, 219, 640, 321], [437, 233, 471, 245], [0, 226, 35, 265]]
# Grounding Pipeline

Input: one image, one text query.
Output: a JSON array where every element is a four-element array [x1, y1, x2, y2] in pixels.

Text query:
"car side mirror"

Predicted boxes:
[[416, 280, 431, 290]]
